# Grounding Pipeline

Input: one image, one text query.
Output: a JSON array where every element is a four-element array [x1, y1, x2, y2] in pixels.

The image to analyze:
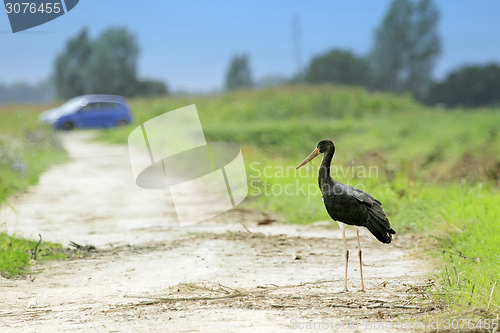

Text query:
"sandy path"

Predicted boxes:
[[0, 132, 436, 332]]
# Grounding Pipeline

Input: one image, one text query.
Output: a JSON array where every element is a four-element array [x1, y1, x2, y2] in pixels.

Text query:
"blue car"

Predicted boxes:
[[39, 95, 133, 130]]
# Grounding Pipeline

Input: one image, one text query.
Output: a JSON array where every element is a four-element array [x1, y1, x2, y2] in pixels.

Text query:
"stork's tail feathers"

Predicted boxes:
[[365, 205, 396, 244]]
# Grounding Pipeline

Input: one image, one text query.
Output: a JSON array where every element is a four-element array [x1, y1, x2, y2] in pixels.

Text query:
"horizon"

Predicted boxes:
[[1, 1, 500, 94]]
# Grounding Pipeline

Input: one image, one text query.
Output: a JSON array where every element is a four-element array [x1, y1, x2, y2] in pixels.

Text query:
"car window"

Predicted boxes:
[[80, 101, 124, 112], [81, 102, 101, 112], [102, 102, 121, 110], [61, 97, 84, 112]]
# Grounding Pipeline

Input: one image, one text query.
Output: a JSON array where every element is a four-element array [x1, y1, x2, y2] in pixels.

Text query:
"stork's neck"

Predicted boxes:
[[318, 148, 335, 193]]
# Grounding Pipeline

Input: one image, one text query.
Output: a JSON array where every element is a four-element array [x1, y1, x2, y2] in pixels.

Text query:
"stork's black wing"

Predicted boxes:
[[323, 182, 396, 244]]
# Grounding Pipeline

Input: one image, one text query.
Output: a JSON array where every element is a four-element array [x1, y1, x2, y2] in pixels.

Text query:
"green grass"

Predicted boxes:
[[0, 104, 68, 277], [434, 184, 500, 313], [96, 84, 499, 314], [99, 85, 499, 182], [0, 104, 68, 204], [0, 233, 66, 278]]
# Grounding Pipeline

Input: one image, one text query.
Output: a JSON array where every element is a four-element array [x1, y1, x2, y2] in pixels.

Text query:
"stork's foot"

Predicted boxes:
[[358, 288, 366, 292]]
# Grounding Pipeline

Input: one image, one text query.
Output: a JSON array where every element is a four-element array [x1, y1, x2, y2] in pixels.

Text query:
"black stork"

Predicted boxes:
[[296, 140, 395, 292]]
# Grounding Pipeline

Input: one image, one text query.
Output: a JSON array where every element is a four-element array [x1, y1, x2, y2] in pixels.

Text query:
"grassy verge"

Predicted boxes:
[[0, 233, 66, 278], [96, 85, 499, 314], [0, 104, 68, 278], [434, 184, 500, 314]]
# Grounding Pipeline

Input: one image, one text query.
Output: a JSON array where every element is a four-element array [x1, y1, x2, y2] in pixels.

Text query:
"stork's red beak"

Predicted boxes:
[[296, 148, 321, 169]]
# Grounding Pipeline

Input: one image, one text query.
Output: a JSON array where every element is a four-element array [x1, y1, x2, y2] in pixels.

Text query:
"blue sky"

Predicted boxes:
[[1, 1, 500, 93]]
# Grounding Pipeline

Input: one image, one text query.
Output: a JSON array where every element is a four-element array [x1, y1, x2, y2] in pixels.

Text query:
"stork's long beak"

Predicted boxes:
[[296, 148, 321, 169]]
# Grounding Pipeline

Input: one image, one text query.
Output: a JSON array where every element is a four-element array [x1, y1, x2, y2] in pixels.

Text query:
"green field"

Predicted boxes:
[[0, 104, 68, 277], [0, 105, 68, 205], [99, 85, 500, 314], [1, 85, 498, 314]]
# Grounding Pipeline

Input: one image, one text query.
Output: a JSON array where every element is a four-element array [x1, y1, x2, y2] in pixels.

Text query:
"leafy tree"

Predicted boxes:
[[84, 27, 139, 96], [53, 27, 168, 99], [225, 54, 253, 90], [369, 0, 441, 95], [53, 28, 92, 99], [423, 63, 500, 107], [304, 49, 371, 87]]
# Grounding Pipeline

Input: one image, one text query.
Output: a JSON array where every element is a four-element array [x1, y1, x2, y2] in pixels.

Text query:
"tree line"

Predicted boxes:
[[8, 0, 497, 107], [225, 0, 500, 108], [53, 27, 167, 100], [0, 81, 53, 105]]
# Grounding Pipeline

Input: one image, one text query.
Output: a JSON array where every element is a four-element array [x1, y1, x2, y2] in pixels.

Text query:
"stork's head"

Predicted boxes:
[[296, 140, 335, 169]]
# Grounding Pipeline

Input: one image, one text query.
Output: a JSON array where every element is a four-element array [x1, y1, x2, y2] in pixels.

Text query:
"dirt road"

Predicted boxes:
[[0, 132, 437, 332]]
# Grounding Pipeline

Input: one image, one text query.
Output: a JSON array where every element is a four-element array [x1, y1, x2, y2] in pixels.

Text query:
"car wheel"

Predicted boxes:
[[117, 119, 129, 126], [61, 121, 75, 131]]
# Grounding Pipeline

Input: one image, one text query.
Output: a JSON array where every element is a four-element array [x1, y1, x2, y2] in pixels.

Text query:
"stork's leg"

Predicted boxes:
[[342, 227, 349, 292], [356, 228, 365, 292]]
